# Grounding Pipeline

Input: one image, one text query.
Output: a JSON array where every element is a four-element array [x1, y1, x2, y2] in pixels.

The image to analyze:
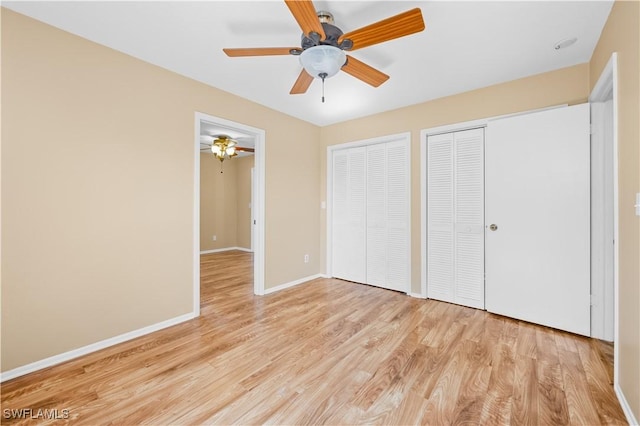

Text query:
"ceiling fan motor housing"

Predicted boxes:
[[300, 15, 353, 52]]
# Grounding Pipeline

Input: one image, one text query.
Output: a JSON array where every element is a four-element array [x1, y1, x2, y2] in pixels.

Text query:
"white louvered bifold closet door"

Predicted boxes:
[[332, 147, 367, 284], [332, 137, 410, 292], [366, 141, 410, 292], [366, 143, 387, 287], [427, 128, 484, 309]]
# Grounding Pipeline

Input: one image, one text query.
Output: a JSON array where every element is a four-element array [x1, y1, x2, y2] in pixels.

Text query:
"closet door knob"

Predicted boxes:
[[489, 224, 498, 231]]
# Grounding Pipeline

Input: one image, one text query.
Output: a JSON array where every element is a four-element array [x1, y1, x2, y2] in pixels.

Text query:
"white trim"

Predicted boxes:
[[194, 113, 266, 298], [326, 132, 412, 295], [200, 246, 252, 255], [615, 384, 639, 426], [410, 292, 426, 299], [250, 167, 255, 252], [263, 274, 324, 294], [193, 117, 201, 317], [0, 312, 195, 383], [234, 246, 253, 253], [589, 53, 621, 401]]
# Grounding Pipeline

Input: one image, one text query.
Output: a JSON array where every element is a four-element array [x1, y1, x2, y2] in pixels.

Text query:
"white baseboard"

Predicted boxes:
[[234, 247, 253, 253], [409, 292, 426, 299], [264, 274, 324, 294], [0, 312, 196, 383], [200, 246, 253, 255], [615, 383, 639, 425]]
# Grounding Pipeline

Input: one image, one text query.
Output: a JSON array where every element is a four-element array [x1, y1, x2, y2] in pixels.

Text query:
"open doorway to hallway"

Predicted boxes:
[[193, 113, 266, 315]]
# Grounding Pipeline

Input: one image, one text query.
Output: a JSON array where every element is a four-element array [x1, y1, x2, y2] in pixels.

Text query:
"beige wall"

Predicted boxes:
[[1, 9, 320, 372], [199, 154, 254, 252], [590, 0, 640, 418], [320, 63, 590, 294], [200, 154, 239, 251], [235, 156, 254, 250]]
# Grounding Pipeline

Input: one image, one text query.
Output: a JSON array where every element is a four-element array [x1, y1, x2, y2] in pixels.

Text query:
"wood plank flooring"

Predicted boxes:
[[1, 250, 628, 425]]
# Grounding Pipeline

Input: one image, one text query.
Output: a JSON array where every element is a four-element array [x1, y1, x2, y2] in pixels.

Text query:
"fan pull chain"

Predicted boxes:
[[319, 72, 327, 103]]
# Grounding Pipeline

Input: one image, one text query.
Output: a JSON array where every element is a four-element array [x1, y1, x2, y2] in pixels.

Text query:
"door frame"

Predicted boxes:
[[194, 112, 266, 316], [326, 132, 411, 294], [251, 167, 256, 252], [588, 52, 619, 381]]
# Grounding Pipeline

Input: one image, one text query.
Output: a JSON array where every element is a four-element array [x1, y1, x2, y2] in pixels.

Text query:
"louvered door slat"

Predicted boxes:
[[332, 151, 349, 280], [366, 144, 387, 287], [427, 133, 455, 302], [454, 129, 484, 309], [385, 140, 410, 291], [427, 128, 484, 308]]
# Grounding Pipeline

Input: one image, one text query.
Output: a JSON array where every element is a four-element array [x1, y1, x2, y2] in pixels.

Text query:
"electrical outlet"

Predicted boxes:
[[212, 235, 217, 241], [304, 254, 309, 263]]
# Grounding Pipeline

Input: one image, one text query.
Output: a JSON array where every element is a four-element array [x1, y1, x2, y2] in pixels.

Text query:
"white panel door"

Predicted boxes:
[[332, 147, 366, 283], [485, 104, 590, 336], [427, 129, 484, 308]]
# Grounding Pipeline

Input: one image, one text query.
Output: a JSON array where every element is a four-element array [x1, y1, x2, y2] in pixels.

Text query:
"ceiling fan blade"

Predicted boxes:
[[236, 147, 255, 153], [223, 47, 298, 57], [290, 69, 314, 94], [338, 8, 425, 51], [284, 0, 326, 40], [341, 56, 389, 87]]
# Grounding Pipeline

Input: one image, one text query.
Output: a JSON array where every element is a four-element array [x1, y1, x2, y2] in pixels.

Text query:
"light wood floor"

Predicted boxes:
[[1, 250, 627, 425]]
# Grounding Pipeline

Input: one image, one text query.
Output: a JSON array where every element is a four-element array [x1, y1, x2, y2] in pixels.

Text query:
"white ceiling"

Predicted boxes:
[[4, 1, 613, 127]]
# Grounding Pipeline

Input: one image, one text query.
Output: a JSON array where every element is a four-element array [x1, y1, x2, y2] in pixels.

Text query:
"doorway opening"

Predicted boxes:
[[588, 52, 619, 371], [193, 112, 266, 316]]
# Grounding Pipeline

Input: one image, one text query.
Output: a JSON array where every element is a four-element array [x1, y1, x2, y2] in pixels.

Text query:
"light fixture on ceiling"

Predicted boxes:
[[211, 135, 237, 173], [554, 37, 578, 50], [299, 45, 347, 103], [299, 45, 347, 79]]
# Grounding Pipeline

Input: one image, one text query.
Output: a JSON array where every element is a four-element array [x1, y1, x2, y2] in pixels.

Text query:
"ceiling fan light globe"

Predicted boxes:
[[226, 147, 236, 156], [211, 145, 222, 155], [299, 45, 346, 79]]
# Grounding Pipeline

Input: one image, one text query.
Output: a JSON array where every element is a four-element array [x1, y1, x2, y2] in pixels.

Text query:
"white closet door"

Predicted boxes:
[[385, 139, 410, 292], [454, 129, 485, 309], [366, 143, 387, 287], [366, 141, 410, 292], [485, 104, 590, 336], [332, 147, 366, 283], [427, 133, 455, 302], [333, 137, 410, 292], [427, 129, 484, 308]]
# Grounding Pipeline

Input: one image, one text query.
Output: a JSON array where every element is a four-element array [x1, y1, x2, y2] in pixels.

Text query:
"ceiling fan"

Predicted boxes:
[[200, 135, 254, 164], [223, 0, 425, 99]]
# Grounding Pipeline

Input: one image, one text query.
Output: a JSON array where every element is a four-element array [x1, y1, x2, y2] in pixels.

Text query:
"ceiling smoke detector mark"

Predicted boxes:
[[554, 37, 578, 50]]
